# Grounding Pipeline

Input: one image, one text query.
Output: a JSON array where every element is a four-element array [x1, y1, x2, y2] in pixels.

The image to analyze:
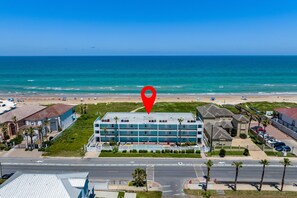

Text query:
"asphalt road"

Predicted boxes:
[[1, 157, 297, 196]]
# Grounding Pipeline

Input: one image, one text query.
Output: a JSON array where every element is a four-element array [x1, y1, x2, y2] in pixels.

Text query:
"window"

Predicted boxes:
[[95, 130, 99, 134], [198, 125, 202, 128], [293, 120, 296, 126], [95, 124, 99, 127], [111, 124, 114, 127]]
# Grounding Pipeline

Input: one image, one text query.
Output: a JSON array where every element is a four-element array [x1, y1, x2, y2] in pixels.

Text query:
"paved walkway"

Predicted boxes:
[[84, 151, 100, 158], [232, 138, 267, 160], [130, 106, 144, 112], [0, 148, 43, 158]]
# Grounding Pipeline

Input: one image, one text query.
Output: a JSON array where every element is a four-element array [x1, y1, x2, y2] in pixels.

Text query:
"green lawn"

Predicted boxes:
[[0, 179, 6, 184], [265, 151, 296, 157], [136, 102, 209, 114], [44, 103, 142, 157], [136, 191, 162, 198], [118, 191, 125, 198], [238, 102, 297, 115], [222, 104, 241, 114], [206, 150, 248, 157], [99, 152, 201, 158], [184, 189, 297, 198]]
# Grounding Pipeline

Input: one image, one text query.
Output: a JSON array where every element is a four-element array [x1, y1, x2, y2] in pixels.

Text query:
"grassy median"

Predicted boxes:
[[136, 191, 162, 198]]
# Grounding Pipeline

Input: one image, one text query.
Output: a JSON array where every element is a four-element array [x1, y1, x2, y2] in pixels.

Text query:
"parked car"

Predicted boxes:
[[275, 146, 291, 152], [273, 142, 286, 148], [1, 173, 14, 179], [268, 139, 280, 144]]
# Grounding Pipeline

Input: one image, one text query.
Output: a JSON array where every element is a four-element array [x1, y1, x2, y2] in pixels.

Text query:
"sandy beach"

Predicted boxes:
[[2, 94, 297, 106]]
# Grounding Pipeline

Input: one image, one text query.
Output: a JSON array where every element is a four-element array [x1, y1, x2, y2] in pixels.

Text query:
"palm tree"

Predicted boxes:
[[259, 159, 269, 191], [42, 118, 49, 139], [256, 115, 262, 127], [178, 118, 184, 145], [28, 127, 35, 150], [132, 168, 147, 187], [232, 161, 243, 191], [248, 114, 253, 130], [0, 124, 8, 140], [23, 128, 29, 149], [280, 158, 291, 191], [114, 116, 119, 143], [12, 116, 18, 134], [37, 126, 43, 148], [103, 127, 107, 143], [204, 160, 214, 191], [262, 119, 270, 131]]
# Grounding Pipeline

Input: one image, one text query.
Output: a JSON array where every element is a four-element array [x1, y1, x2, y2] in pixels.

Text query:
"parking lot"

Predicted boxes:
[[251, 122, 297, 155]]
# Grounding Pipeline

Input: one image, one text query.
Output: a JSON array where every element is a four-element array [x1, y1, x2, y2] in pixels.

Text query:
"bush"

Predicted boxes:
[[4, 135, 10, 140], [112, 147, 118, 153], [122, 150, 127, 153], [101, 150, 112, 152], [165, 149, 171, 153], [174, 150, 179, 153], [219, 149, 226, 157], [156, 150, 161, 153], [38, 148, 46, 152], [150, 150, 154, 153], [43, 141, 53, 147], [130, 149, 137, 153], [109, 141, 116, 146], [195, 150, 201, 154], [139, 150, 148, 153], [161, 150, 165, 153], [181, 150, 186, 153], [240, 133, 247, 139], [11, 135, 23, 145], [243, 148, 249, 156], [186, 149, 194, 153]]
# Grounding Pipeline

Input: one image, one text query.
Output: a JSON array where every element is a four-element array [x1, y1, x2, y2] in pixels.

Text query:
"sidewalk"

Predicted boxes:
[[232, 138, 268, 160]]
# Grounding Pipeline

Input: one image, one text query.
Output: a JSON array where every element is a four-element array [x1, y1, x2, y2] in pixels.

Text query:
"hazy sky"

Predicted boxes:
[[1, 0, 297, 55]]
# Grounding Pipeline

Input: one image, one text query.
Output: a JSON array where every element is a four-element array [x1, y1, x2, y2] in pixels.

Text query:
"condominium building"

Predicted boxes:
[[93, 112, 203, 144]]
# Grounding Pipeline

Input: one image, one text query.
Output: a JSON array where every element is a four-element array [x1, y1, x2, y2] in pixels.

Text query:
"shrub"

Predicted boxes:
[[130, 149, 137, 153], [219, 149, 226, 157], [165, 149, 170, 153], [240, 133, 247, 139], [139, 150, 148, 153], [4, 135, 10, 140], [38, 148, 46, 152], [195, 150, 201, 154], [109, 141, 116, 146], [186, 149, 194, 153], [11, 135, 23, 145], [156, 150, 161, 153], [101, 150, 112, 152], [161, 150, 165, 153], [112, 147, 118, 153], [181, 150, 186, 153], [243, 148, 249, 156], [150, 150, 154, 153], [49, 137, 54, 141], [174, 150, 179, 153], [122, 150, 127, 153]]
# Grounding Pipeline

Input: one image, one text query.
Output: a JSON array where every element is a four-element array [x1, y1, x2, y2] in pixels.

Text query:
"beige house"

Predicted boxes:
[[196, 104, 249, 146]]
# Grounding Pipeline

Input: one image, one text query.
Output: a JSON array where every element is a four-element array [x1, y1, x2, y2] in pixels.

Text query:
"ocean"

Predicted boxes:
[[0, 56, 297, 96]]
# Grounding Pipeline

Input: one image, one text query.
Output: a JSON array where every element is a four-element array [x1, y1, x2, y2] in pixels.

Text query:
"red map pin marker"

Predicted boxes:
[[141, 86, 156, 114]]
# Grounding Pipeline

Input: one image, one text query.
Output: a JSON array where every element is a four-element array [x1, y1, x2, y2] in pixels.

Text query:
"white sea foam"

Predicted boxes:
[[27, 79, 35, 82]]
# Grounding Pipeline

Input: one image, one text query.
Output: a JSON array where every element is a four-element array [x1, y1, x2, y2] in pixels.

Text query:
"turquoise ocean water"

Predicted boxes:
[[0, 56, 297, 96]]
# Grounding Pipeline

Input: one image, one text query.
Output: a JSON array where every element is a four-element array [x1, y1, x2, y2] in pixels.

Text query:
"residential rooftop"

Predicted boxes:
[[0, 104, 46, 124], [197, 104, 233, 119], [204, 122, 232, 141], [25, 103, 75, 121], [97, 112, 200, 124], [0, 171, 89, 198], [275, 108, 297, 120]]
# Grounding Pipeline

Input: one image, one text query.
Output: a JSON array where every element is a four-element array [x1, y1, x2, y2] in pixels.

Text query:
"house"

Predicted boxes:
[[0, 104, 46, 138], [275, 108, 297, 132], [196, 104, 249, 146], [204, 122, 233, 146], [94, 112, 203, 144], [24, 104, 76, 132], [0, 171, 94, 198]]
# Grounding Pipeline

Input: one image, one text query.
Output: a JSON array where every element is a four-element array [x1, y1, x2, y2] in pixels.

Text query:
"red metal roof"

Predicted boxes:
[[25, 104, 75, 121], [275, 108, 297, 120]]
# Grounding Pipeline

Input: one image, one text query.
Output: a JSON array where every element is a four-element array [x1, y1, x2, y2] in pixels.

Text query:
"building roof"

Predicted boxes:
[[197, 104, 234, 119], [0, 104, 46, 124], [98, 112, 201, 124], [205, 123, 232, 141], [215, 121, 233, 129], [232, 114, 249, 122], [0, 171, 88, 198], [275, 108, 297, 120], [25, 104, 75, 121]]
